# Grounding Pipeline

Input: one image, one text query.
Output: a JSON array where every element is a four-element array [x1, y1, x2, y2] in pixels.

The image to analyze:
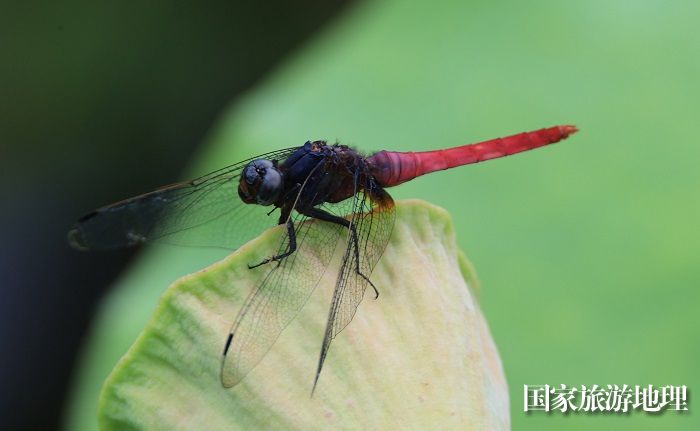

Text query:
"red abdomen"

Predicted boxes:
[[368, 125, 578, 187]]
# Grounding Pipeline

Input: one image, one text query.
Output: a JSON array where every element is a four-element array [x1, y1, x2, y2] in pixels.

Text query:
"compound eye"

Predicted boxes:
[[238, 159, 283, 206], [244, 165, 259, 185], [257, 167, 283, 205]]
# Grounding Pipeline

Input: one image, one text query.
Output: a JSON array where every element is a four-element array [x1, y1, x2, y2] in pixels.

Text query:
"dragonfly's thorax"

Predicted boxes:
[[277, 141, 374, 209]]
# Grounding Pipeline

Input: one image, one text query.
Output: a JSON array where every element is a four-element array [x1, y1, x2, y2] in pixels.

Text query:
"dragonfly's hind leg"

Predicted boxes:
[[247, 218, 297, 269], [305, 208, 380, 299]]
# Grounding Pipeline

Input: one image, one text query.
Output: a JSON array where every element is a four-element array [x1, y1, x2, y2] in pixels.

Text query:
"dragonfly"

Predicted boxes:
[[69, 125, 578, 393]]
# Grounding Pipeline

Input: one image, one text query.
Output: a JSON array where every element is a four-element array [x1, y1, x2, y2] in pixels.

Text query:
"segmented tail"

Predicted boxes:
[[368, 125, 578, 187]]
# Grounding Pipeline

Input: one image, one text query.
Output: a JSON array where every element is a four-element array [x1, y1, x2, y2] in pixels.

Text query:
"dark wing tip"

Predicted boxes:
[[223, 334, 233, 356], [67, 224, 89, 251], [69, 210, 98, 251], [220, 334, 239, 388], [77, 210, 98, 223]]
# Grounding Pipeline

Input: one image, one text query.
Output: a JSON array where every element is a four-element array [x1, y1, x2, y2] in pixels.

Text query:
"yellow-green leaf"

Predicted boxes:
[[98, 200, 508, 430]]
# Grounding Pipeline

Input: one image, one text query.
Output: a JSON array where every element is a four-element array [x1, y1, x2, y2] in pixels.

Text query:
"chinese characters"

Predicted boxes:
[[524, 385, 688, 413]]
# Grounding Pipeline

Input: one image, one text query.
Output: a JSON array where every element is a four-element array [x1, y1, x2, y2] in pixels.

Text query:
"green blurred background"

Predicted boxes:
[[2, 0, 698, 430]]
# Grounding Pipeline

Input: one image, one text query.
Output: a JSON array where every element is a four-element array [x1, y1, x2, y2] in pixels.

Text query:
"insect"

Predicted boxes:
[[69, 125, 578, 393]]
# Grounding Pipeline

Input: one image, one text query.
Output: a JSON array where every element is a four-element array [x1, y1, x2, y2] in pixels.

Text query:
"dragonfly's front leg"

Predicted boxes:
[[305, 207, 379, 299], [247, 218, 297, 269]]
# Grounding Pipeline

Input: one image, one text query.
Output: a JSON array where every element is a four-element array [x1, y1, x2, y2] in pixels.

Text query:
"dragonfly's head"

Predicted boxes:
[[238, 159, 284, 206]]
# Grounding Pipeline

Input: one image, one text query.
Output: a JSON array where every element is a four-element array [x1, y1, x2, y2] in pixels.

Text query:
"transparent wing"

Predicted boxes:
[[313, 184, 396, 391], [68, 147, 299, 250], [220, 209, 346, 388]]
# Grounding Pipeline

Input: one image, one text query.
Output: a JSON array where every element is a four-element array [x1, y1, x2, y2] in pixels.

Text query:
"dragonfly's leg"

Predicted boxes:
[[247, 218, 297, 269], [305, 208, 380, 299]]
